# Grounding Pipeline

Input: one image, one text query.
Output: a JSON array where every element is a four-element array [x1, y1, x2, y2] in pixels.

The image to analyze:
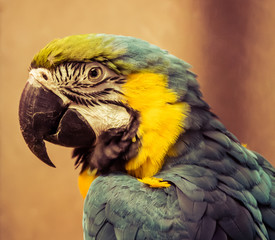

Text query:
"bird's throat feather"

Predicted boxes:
[[122, 73, 190, 178]]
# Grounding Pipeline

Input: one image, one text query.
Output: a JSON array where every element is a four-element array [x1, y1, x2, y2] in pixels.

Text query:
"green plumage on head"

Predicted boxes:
[[31, 34, 126, 72], [31, 33, 195, 99]]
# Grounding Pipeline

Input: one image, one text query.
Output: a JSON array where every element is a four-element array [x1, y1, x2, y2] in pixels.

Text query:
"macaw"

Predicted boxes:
[[19, 34, 275, 240]]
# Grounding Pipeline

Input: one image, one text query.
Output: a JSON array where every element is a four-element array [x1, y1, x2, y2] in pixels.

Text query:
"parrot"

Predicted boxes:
[[19, 34, 275, 240]]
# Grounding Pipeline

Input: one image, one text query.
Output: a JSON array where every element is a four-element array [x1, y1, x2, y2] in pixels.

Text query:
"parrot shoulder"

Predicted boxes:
[[83, 174, 189, 240]]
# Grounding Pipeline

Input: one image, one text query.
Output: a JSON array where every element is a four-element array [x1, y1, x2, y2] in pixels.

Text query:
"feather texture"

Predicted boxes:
[[28, 34, 275, 240], [83, 116, 275, 239]]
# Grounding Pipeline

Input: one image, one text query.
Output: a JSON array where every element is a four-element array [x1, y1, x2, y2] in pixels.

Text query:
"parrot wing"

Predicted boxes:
[[83, 174, 188, 240], [84, 125, 275, 240]]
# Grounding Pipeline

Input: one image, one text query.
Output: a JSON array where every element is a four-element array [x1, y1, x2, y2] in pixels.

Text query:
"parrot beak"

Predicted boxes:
[[19, 76, 96, 167]]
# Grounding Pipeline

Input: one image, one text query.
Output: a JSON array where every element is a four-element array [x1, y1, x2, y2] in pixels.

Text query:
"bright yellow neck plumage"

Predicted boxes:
[[78, 72, 190, 198], [123, 73, 190, 178]]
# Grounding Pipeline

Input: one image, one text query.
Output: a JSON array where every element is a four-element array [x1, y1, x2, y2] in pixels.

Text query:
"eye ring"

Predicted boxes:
[[88, 67, 103, 80]]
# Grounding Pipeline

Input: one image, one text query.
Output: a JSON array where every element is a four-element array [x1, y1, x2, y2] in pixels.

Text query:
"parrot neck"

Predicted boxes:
[[122, 73, 190, 178]]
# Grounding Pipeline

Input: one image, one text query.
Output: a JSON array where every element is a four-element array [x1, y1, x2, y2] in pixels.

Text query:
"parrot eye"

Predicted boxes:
[[88, 67, 103, 80], [42, 73, 48, 81]]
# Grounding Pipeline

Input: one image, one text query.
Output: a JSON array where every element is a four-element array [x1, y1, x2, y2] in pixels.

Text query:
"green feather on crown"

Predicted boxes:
[[31, 34, 126, 73]]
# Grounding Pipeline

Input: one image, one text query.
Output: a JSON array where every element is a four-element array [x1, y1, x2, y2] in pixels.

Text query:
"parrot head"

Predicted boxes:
[[19, 34, 210, 196]]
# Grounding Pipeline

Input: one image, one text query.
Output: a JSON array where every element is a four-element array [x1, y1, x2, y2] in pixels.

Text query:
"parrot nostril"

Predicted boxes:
[[42, 73, 48, 80]]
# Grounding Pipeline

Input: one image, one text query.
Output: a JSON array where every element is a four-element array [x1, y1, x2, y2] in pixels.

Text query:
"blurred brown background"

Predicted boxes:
[[0, 0, 274, 239]]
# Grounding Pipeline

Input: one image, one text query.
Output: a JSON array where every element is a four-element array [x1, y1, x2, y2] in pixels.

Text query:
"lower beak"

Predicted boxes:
[[19, 77, 96, 167]]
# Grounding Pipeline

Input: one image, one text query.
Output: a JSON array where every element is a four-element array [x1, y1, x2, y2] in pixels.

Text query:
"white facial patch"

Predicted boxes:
[[28, 68, 71, 105], [69, 103, 131, 137], [29, 65, 131, 138]]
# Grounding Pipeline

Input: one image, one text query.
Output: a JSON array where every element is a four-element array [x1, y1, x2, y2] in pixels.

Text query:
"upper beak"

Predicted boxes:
[[19, 76, 96, 167]]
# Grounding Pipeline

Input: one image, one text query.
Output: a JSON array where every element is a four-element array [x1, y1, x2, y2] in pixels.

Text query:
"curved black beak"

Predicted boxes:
[[19, 77, 96, 167]]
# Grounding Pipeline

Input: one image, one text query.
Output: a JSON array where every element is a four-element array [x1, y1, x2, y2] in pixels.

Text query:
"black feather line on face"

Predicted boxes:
[[75, 69, 81, 81], [60, 90, 94, 107], [65, 64, 69, 77], [72, 62, 81, 74], [54, 68, 60, 83], [60, 87, 125, 108], [70, 62, 78, 68], [114, 78, 126, 84], [58, 67, 63, 79], [89, 77, 109, 88], [81, 64, 86, 75]]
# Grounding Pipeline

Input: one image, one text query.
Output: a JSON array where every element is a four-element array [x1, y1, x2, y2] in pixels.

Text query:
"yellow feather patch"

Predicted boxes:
[[241, 143, 248, 148], [122, 73, 190, 178], [138, 177, 171, 188], [78, 168, 98, 199]]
